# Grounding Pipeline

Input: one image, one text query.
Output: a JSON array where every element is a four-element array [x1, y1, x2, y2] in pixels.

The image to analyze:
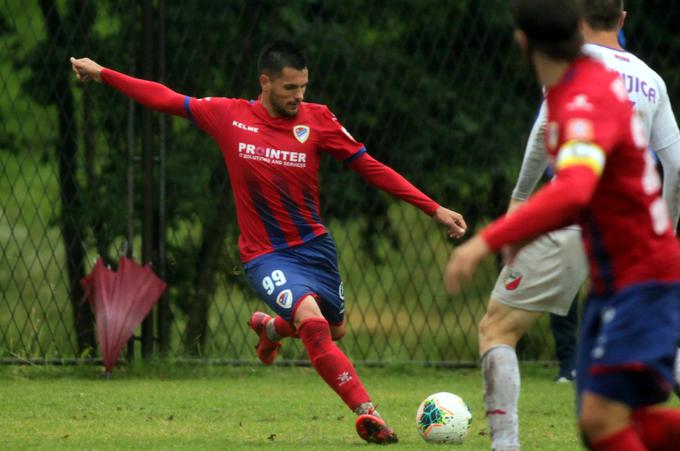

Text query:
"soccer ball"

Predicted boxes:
[[416, 392, 472, 444]]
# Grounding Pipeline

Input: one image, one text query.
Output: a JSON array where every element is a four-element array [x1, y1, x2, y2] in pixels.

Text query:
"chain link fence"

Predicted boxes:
[[1, 0, 678, 365]]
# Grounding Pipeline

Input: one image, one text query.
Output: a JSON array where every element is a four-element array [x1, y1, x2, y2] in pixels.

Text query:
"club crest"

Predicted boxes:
[[276, 289, 293, 309], [504, 270, 523, 291], [293, 125, 310, 143]]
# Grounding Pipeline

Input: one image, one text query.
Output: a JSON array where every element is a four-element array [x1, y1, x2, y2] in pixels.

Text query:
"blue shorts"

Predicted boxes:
[[244, 234, 345, 325], [576, 282, 680, 410]]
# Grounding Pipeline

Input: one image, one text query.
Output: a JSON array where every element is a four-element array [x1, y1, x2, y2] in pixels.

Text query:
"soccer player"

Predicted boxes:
[[445, 0, 680, 449], [70, 41, 467, 444], [470, 0, 680, 448]]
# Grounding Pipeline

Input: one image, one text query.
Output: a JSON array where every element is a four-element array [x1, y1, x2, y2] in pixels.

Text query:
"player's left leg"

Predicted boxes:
[[294, 295, 397, 444]]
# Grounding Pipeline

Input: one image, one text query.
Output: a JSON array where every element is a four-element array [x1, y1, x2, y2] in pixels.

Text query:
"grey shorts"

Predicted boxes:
[[491, 227, 588, 316]]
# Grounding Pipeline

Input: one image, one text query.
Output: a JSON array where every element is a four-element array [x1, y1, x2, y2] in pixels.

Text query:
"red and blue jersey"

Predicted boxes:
[[100, 67, 441, 263], [483, 57, 680, 295], [185, 97, 364, 262]]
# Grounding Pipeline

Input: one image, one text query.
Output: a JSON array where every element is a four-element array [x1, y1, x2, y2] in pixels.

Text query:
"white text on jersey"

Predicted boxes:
[[232, 120, 259, 133], [238, 142, 307, 168]]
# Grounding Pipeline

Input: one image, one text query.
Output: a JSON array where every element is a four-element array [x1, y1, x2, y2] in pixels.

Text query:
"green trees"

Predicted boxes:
[[1, 0, 677, 360]]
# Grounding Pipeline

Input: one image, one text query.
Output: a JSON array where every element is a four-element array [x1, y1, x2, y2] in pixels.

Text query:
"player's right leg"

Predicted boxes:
[[293, 295, 398, 444], [481, 228, 587, 451], [479, 299, 540, 451]]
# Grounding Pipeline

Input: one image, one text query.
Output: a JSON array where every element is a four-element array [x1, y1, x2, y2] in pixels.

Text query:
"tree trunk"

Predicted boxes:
[[39, 0, 96, 353]]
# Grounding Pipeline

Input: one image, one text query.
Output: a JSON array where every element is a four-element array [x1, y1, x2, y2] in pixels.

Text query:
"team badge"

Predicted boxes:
[[276, 289, 293, 309], [293, 125, 310, 143], [504, 270, 522, 291]]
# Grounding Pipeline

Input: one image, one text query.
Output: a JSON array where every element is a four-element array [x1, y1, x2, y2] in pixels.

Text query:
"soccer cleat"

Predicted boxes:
[[248, 312, 281, 365], [355, 414, 399, 444]]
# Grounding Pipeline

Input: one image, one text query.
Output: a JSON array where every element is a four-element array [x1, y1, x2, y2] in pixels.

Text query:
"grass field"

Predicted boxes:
[[0, 363, 584, 450]]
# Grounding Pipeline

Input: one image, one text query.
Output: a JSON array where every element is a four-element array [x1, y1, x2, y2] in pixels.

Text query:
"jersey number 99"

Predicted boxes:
[[263, 270, 287, 295]]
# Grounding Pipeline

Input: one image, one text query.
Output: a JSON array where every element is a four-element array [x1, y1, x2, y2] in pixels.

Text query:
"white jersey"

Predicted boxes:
[[511, 42, 680, 227], [582, 43, 680, 151]]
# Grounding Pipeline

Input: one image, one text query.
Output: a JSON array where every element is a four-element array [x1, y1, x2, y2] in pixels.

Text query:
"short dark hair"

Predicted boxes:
[[257, 40, 307, 78], [510, 0, 583, 61], [578, 0, 623, 31]]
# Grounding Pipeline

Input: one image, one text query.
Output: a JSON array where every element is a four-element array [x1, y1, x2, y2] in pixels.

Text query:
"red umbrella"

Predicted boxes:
[[81, 257, 167, 372]]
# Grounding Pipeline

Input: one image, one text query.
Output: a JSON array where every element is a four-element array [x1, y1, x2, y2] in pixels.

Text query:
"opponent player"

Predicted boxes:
[[473, 1, 680, 448], [445, 0, 680, 449], [70, 41, 467, 444]]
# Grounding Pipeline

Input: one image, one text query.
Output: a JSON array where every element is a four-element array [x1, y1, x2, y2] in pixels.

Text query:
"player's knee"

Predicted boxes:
[[292, 295, 323, 329]]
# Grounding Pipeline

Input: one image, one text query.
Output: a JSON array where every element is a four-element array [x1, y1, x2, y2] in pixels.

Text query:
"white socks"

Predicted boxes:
[[481, 345, 520, 451]]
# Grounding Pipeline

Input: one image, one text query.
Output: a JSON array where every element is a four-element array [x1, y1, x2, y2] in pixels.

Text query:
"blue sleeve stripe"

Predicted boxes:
[[184, 96, 195, 124], [343, 146, 367, 165]]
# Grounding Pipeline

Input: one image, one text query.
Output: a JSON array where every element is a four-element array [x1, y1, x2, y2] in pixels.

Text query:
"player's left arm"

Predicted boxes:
[[347, 153, 467, 238], [656, 140, 680, 230], [650, 82, 680, 230], [320, 106, 466, 238]]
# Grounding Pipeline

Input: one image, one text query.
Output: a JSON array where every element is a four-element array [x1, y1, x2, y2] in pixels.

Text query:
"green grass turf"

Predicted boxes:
[[0, 363, 587, 450]]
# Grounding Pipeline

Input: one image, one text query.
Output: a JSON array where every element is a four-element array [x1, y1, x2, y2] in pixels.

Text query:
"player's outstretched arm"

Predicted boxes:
[[69, 57, 188, 118]]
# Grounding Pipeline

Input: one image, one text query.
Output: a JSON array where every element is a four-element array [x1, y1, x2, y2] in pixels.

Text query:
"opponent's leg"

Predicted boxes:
[[479, 299, 541, 451], [294, 295, 397, 444]]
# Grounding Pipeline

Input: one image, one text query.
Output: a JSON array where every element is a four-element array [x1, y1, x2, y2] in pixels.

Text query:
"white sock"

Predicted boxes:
[[481, 345, 520, 451]]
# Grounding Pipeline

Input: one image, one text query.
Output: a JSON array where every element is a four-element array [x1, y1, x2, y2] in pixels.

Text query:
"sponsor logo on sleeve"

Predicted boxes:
[[565, 118, 594, 141], [566, 95, 593, 112], [293, 125, 310, 143], [276, 289, 294, 309]]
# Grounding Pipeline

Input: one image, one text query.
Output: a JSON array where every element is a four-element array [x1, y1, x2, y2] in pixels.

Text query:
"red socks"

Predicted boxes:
[[298, 317, 370, 411], [273, 316, 298, 338], [590, 426, 646, 451], [633, 407, 680, 451], [589, 407, 680, 451]]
